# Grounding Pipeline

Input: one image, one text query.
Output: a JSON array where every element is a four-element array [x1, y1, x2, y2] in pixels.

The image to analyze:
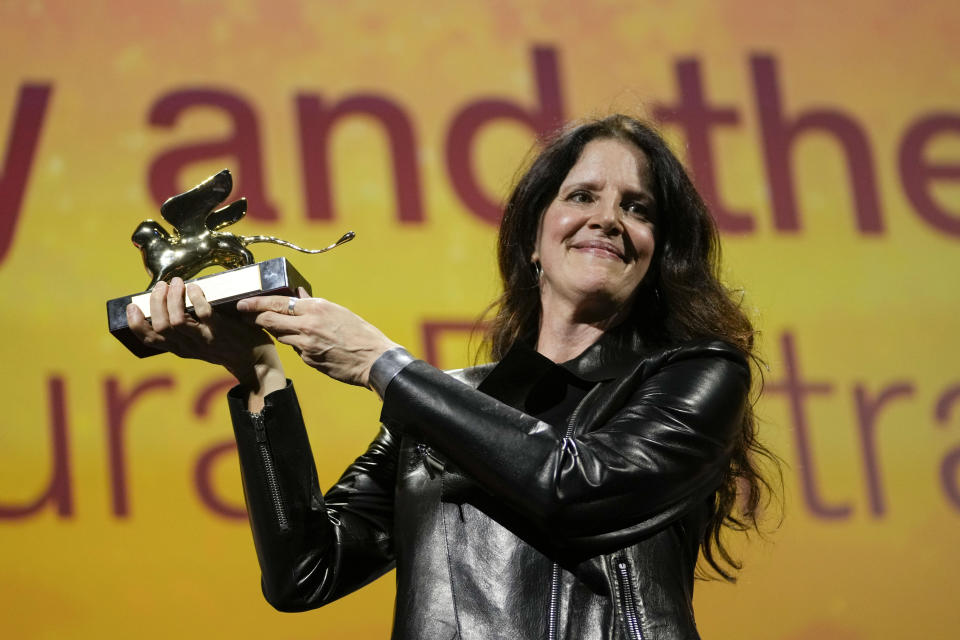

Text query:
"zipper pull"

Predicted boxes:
[[250, 411, 267, 443], [417, 443, 437, 478], [561, 436, 579, 458], [326, 508, 342, 527]]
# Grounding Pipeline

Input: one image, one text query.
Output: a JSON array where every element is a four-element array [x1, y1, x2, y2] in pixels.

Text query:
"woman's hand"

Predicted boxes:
[[237, 288, 398, 388], [126, 278, 284, 396]]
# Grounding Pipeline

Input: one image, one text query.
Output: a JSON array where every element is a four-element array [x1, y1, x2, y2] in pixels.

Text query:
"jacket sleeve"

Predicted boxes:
[[378, 341, 749, 548], [227, 382, 398, 612]]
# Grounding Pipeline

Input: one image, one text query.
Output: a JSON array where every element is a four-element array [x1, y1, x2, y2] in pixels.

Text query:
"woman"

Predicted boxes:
[[128, 114, 774, 640]]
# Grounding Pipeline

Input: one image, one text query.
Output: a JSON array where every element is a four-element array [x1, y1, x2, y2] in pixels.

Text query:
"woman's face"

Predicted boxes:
[[532, 138, 657, 321]]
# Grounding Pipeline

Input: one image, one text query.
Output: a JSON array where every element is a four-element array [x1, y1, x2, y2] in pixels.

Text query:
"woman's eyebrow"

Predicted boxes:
[[621, 189, 656, 204], [560, 180, 604, 192]]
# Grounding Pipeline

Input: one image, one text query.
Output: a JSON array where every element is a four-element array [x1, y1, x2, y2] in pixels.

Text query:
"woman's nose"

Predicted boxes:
[[588, 199, 623, 233]]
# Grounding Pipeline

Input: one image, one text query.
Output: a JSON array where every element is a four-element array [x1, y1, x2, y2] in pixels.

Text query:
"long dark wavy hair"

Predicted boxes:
[[482, 114, 779, 581]]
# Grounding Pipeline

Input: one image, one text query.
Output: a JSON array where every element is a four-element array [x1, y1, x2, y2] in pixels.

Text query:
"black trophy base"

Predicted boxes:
[[106, 257, 312, 358]]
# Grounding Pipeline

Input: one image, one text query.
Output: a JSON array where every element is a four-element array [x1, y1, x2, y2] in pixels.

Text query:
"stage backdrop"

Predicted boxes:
[[2, 1, 958, 638]]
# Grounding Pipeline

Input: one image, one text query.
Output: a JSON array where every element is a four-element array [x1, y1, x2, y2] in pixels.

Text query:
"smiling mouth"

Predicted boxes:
[[570, 241, 626, 261]]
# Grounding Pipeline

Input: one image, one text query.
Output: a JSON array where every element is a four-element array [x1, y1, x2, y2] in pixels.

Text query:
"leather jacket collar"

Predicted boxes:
[[559, 325, 649, 382]]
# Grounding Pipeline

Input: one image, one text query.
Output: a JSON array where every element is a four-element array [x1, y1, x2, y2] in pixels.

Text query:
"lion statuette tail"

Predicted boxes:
[[241, 231, 355, 254]]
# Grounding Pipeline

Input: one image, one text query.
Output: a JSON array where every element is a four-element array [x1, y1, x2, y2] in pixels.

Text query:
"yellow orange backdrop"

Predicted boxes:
[[1, 1, 958, 638]]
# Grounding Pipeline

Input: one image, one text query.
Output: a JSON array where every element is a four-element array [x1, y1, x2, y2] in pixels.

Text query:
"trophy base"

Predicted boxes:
[[106, 257, 312, 358]]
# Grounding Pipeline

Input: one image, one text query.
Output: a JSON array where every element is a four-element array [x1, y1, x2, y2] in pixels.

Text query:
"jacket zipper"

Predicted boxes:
[[251, 411, 289, 531], [417, 443, 437, 478], [547, 400, 587, 640], [547, 562, 561, 640], [615, 556, 644, 640]]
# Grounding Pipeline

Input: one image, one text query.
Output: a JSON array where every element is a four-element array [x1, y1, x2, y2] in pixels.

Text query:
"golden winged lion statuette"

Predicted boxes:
[[107, 168, 354, 357], [133, 168, 353, 288]]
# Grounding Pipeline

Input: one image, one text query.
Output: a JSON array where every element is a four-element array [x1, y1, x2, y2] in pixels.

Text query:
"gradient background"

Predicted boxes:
[[1, 1, 958, 638]]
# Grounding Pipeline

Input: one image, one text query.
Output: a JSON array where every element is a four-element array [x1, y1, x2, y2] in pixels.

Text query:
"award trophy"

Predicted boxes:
[[106, 169, 354, 357]]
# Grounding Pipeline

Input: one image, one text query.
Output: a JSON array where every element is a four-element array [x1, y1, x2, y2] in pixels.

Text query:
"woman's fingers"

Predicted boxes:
[[240, 292, 393, 387], [237, 294, 315, 336], [137, 278, 204, 351], [167, 277, 188, 328], [274, 332, 306, 350], [150, 281, 170, 333], [257, 319, 302, 339], [236, 295, 304, 315], [120, 278, 279, 379], [274, 333, 327, 371], [126, 302, 164, 348], [166, 278, 212, 349], [253, 311, 302, 336], [186, 283, 213, 320], [124, 280, 385, 389]]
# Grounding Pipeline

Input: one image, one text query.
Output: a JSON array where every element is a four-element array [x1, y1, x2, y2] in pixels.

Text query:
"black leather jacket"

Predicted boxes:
[[227, 333, 749, 640]]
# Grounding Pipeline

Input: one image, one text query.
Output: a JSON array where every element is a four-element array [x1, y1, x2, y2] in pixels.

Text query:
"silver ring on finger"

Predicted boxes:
[[287, 297, 298, 315]]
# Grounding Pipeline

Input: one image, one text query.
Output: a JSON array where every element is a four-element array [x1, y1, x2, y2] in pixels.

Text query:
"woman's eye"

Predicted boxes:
[[623, 201, 647, 215], [568, 190, 593, 203]]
